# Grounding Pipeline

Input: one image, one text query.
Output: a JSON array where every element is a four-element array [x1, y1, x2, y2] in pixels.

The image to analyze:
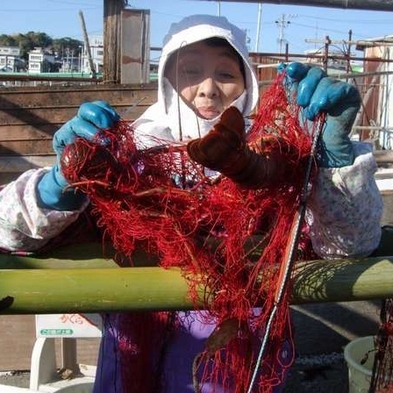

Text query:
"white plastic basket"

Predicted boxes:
[[344, 336, 375, 393]]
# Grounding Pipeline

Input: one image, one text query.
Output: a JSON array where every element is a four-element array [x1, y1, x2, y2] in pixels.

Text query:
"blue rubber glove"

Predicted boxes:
[[283, 62, 361, 168], [37, 101, 120, 210]]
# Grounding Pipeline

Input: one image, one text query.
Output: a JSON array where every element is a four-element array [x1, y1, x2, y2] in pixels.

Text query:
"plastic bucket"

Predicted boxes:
[[344, 336, 375, 393]]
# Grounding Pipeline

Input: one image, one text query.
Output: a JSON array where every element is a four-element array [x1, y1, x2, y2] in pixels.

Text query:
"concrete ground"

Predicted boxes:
[[284, 300, 380, 392], [0, 300, 381, 391]]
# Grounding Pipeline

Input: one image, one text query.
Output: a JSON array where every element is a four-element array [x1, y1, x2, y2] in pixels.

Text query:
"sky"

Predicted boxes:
[[2, 0, 393, 61]]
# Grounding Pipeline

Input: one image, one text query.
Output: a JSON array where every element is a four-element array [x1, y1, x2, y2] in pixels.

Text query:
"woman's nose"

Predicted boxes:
[[198, 77, 219, 98]]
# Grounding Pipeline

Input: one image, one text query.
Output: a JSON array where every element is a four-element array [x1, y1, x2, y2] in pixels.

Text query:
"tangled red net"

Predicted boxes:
[[369, 299, 393, 393], [61, 74, 323, 392]]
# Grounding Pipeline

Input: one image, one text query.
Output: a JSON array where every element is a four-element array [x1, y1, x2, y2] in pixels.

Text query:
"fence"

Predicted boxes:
[[0, 82, 157, 183]]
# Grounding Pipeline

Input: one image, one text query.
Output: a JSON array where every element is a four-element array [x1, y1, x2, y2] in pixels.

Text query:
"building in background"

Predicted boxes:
[[16, 35, 105, 75], [0, 46, 25, 72], [28, 47, 56, 73]]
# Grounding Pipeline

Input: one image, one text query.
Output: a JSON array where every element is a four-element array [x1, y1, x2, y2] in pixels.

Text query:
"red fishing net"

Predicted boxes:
[[370, 299, 393, 393], [61, 73, 323, 392]]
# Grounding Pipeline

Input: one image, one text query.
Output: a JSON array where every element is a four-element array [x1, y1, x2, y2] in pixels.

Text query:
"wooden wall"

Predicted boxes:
[[0, 83, 157, 183]]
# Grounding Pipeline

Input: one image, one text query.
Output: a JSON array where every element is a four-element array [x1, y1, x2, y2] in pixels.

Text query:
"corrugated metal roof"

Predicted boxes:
[[196, 0, 393, 12]]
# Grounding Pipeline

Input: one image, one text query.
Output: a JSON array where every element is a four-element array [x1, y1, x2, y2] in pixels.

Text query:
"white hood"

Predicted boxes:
[[132, 14, 259, 147], [158, 14, 259, 116]]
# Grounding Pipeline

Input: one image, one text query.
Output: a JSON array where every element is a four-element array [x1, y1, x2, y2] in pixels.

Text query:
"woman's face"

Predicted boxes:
[[165, 41, 246, 119]]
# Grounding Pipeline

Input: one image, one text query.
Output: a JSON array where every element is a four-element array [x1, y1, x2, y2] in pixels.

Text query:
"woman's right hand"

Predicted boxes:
[[36, 101, 120, 211], [53, 101, 120, 161]]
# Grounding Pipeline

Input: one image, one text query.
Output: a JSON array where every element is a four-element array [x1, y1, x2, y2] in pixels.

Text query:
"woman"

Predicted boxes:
[[0, 14, 382, 392]]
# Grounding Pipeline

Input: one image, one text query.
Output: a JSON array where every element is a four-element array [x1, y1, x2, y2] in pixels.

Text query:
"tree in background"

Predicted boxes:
[[0, 32, 83, 62]]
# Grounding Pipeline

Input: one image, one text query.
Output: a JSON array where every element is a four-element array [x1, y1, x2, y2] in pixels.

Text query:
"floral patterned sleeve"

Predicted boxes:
[[306, 142, 383, 259], [0, 168, 86, 252]]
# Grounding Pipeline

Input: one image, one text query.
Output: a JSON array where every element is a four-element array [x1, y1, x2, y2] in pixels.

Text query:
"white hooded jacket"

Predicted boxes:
[[132, 14, 259, 146]]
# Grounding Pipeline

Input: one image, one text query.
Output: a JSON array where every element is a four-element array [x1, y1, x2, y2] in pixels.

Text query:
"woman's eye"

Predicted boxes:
[[219, 71, 235, 79], [181, 66, 201, 77]]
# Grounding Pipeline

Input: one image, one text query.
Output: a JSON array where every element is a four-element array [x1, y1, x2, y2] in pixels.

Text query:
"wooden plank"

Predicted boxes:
[[0, 124, 60, 141], [0, 82, 157, 94], [0, 105, 151, 126], [0, 85, 157, 108], [121, 9, 150, 84], [0, 141, 53, 156], [0, 108, 80, 126]]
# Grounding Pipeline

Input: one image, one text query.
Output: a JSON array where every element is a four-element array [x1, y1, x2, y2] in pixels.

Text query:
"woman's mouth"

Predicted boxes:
[[197, 107, 221, 119]]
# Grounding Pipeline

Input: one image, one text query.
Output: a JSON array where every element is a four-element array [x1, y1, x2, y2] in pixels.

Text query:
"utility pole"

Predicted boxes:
[[346, 29, 353, 76], [78, 10, 96, 78], [275, 14, 296, 54], [323, 35, 331, 71], [254, 3, 263, 52]]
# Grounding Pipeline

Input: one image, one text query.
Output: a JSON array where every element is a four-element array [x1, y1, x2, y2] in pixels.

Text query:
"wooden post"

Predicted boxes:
[[103, 0, 127, 83]]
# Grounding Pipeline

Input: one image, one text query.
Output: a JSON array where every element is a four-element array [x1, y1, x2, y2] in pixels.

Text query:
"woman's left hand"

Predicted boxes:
[[284, 62, 361, 168]]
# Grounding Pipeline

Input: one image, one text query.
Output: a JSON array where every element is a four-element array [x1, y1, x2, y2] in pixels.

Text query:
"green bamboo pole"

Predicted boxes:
[[1, 249, 393, 314], [0, 267, 192, 314], [291, 257, 393, 302]]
